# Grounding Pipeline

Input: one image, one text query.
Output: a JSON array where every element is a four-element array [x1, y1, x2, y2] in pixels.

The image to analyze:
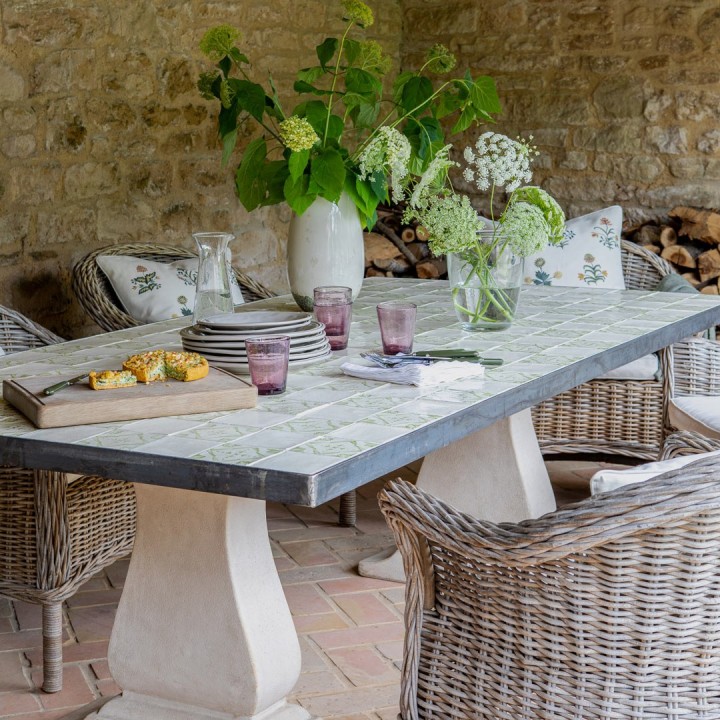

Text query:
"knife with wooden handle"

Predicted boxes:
[[42, 373, 90, 396]]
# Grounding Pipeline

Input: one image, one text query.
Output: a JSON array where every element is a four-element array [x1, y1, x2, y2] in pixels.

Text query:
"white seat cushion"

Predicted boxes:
[[523, 205, 625, 290], [668, 396, 720, 440], [591, 448, 720, 495], [97, 255, 245, 324], [595, 353, 659, 381]]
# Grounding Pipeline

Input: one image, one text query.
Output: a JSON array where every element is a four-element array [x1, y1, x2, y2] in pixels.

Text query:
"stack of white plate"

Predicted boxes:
[[179, 311, 332, 373]]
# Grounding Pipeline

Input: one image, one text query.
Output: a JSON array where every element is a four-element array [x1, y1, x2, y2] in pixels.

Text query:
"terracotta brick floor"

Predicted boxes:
[[0, 460, 619, 720]]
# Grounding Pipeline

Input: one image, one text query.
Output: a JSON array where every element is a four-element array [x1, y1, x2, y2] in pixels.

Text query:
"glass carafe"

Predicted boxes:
[[192, 232, 235, 322]]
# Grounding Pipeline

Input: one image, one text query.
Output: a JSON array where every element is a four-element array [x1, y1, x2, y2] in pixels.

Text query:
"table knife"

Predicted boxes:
[[42, 373, 90, 396]]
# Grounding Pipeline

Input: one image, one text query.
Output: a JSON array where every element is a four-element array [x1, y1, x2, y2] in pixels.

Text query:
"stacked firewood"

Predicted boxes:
[[627, 206, 720, 294], [364, 205, 447, 280]]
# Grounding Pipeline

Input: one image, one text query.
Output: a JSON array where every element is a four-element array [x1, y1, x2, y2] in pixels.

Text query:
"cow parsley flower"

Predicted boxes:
[[279, 116, 320, 152], [358, 127, 411, 203], [509, 186, 565, 244], [342, 0, 374, 28], [409, 194, 485, 257], [463, 132, 537, 192], [500, 202, 552, 257]]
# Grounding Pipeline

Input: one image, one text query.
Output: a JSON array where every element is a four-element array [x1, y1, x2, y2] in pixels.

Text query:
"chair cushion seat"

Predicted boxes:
[[594, 353, 658, 381], [591, 447, 720, 495], [668, 396, 720, 440]]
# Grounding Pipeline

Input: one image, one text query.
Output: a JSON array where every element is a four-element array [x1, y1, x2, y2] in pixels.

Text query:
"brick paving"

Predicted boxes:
[[0, 460, 609, 720]]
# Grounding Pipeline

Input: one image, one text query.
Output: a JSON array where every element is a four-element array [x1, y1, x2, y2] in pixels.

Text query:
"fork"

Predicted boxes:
[[360, 352, 503, 368]]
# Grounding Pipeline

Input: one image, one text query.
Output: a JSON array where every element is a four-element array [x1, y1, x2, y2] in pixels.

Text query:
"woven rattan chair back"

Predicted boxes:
[[531, 240, 676, 461], [73, 243, 275, 332], [380, 457, 720, 720], [0, 305, 135, 692]]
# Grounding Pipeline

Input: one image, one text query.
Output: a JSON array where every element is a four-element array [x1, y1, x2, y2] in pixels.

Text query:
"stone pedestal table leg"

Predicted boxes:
[[87, 483, 310, 720], [358, 409, 557, 582]]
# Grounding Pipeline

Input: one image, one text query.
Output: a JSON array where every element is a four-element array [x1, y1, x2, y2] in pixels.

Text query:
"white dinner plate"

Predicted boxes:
[[180, 320, 326, 342], [181, 336, 330, 358], [208, 348, 333, 375], [198, 311, 312, 330]]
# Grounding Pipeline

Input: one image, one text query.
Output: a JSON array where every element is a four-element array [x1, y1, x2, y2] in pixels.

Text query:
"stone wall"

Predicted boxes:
[[0, 1, 401, 336], [401, 0, 720, 225], [2, 0, 719, 336]]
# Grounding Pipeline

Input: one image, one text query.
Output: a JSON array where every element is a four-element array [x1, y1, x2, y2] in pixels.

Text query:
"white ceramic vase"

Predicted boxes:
[[287, 192, 365, 311]]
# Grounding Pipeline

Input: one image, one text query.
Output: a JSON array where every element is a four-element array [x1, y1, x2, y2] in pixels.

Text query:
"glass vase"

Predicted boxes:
[[447, 241, 524, 331], [193, 232, 235, 322]]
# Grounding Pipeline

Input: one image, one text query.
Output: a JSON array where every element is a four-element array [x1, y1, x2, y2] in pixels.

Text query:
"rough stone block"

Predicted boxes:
[[64, 162, 119, 200], [645, 126, 688, 154], [0, 64, 25, 102]]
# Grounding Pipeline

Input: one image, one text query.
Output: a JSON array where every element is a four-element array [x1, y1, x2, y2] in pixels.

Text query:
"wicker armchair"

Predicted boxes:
[[531, 239, 677, 461], [379, 458, 720, 720], [0, 306, 136, 693], [72, 242, 275, 332]]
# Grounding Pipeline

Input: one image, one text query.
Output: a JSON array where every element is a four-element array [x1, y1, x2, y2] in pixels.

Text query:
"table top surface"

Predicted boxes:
[[0, 278, 719, 506]]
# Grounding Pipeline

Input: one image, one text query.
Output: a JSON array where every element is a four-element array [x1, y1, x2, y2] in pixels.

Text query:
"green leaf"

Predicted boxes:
[[218, 103, 240, 140], [392, 71, 415, 104], [345, 68, 382, 98], [284, 174, 317, 215], [221, 129, 237, 166], [228, 48, 249, 65], [261, 161, 289, 206], [469, 75, 501, 116], [310, 148, 346, 202], [368, 170, 388, 203], [288, 149, 310, 183], [344, 175, 378, 230], [295, 100, 328, 136], [400, 76, 434, 117], [218, 56, 232, 77], [227, 79, 266, 122], [325, 114, 344, 142], [451, 105, 476, 135], [436, 90, 463, 119], [353, 101, 380, 128], [293, 80, 333, 96], [267, 75, 284, 119], [235, 138, 268, 212], [297, 66, 325, 85], [343, 38, 361, 65], [316, 38, 338, 69]]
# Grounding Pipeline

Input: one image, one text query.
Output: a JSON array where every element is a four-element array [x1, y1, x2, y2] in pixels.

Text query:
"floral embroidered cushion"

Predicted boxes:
[[523, 205, 625, 290], [96, 255, 244, 324]]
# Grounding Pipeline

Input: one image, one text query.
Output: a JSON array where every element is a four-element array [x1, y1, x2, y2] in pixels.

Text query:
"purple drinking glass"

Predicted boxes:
[[244, 336, 291, 395], [376, 301, 417, 355], [313, 286, 353, 351]]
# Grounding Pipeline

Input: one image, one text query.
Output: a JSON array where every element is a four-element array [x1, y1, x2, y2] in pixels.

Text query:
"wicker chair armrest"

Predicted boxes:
[[379, 459, 720, 568], [665, 336, 720, 397], [661, 430, 720, 460], [621, 239, 676, 290]]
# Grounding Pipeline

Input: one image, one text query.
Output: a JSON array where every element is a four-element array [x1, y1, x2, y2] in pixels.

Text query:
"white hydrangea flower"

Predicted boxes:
[[357, 127, 411, 203]]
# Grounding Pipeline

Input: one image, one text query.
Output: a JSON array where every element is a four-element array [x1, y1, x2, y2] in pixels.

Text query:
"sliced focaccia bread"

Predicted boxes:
[[164, 351, 209, 382], [123, 350, 167, 383], [88, 370, 138, 390]]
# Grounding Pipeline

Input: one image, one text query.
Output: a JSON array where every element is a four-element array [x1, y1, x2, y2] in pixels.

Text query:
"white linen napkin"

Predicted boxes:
[[340, 360, 485, 387]]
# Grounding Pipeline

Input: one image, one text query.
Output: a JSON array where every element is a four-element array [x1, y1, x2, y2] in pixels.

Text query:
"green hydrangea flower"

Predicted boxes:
[[199, 25, 241, 60], [510, 186, 565, 245], [279, 116, 320, 152], [357, 40, 392, 74], [219, 79, 234, 109], [342, 0, 374, 28], [426, 44, 456, 74]]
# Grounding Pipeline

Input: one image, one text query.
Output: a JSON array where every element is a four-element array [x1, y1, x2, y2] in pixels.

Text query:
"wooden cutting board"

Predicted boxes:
[[3, 367, 257, 428]]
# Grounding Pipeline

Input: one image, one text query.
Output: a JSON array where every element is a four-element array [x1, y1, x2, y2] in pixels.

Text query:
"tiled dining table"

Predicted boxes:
[[0, 277, 719, 720]]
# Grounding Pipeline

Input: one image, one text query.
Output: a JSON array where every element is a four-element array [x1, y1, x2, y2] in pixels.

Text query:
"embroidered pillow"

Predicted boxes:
[[96, 255, 245, 324], [523, 205, 625, 290]]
